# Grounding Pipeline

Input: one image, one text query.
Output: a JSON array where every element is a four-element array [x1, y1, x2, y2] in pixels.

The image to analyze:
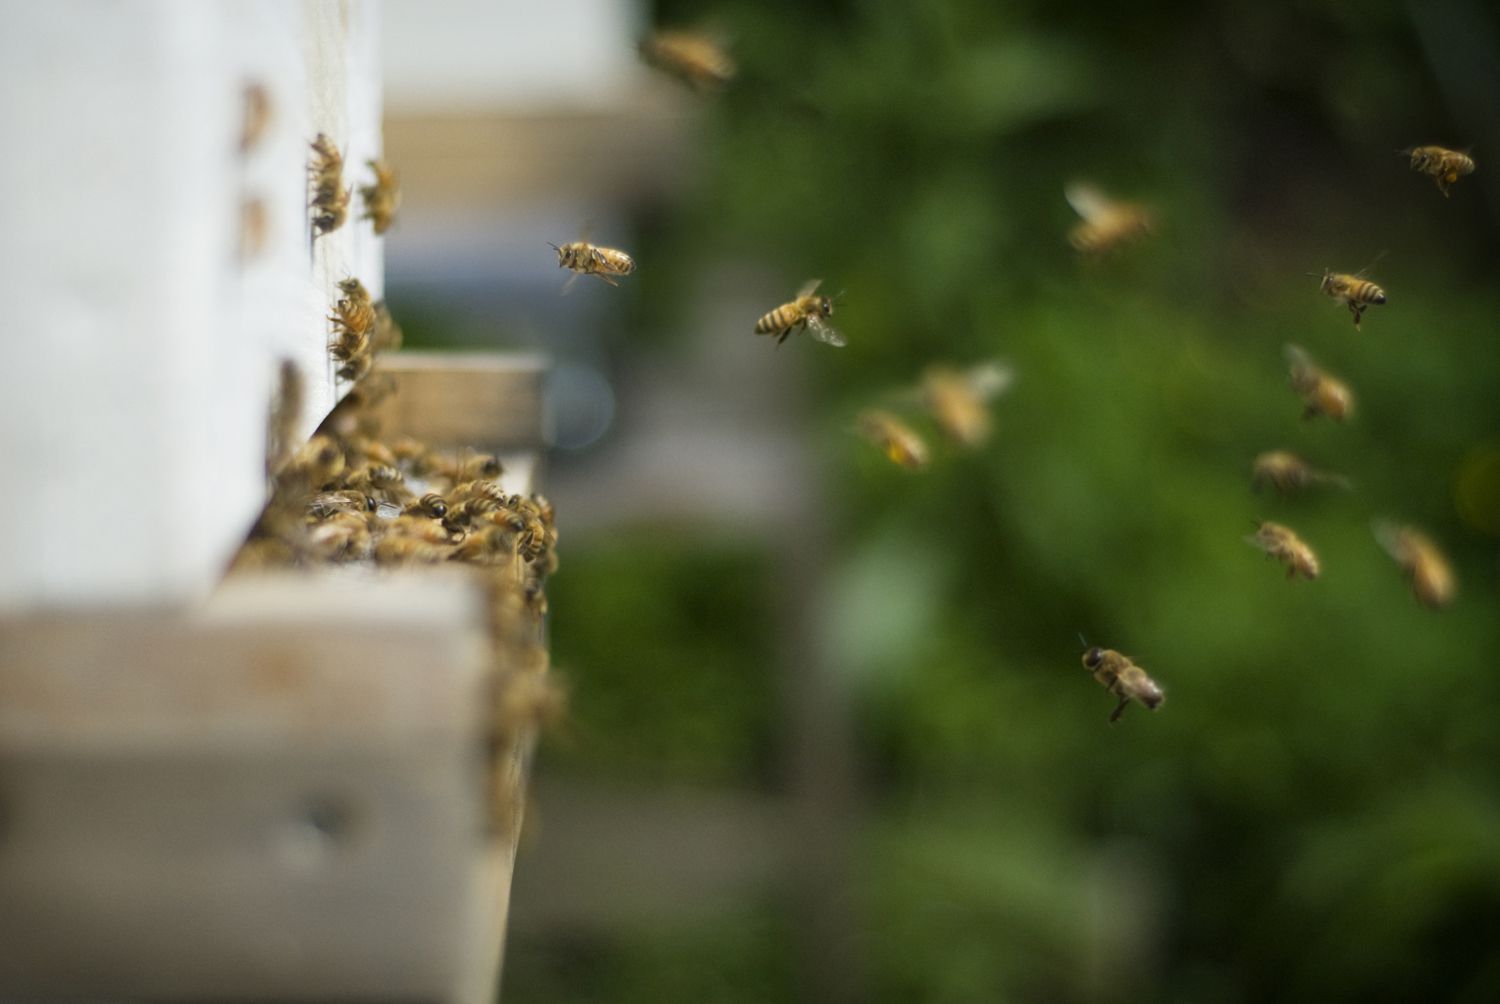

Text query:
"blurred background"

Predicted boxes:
[[382, 0, 1500, 1000]]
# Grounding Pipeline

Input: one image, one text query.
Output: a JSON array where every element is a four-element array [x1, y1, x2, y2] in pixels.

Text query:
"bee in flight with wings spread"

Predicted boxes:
[[755, 279, 845, 347]]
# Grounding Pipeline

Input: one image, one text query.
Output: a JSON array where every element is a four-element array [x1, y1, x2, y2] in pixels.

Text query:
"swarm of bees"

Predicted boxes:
[[236, 354, 561, 831], [308, 132, 351, 236]]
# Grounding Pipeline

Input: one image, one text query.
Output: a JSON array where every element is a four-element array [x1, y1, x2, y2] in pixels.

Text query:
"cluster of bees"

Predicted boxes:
[[234, 85, 400, 258], [1065, 146, 1472, 719], [624, 32, 1479, 724], [308, 130, 401, 239], [229, 102, 555, 830], [236, 362, 563, 830]]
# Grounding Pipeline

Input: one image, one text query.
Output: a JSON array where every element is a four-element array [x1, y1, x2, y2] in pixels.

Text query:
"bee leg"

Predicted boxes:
[[776, 328, 792, 346], [596, 272, 620, 287], [1109, 698, 1130, 724], [1350, 304, 1363, 329]]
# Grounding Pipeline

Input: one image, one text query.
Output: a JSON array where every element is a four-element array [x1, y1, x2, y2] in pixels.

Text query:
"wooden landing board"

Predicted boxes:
[[0, 571, 509, 1002], [378, 351, 550, 451]]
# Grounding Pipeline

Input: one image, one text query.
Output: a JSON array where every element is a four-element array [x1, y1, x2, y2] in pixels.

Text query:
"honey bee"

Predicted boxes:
[[359, 159, 401, 234], [1284, 344, 1354, 422], [309, 133, 350, 236], [265, 359, 303, 479], [639, 29, 736, 91], [307, 509, 373, 562], [855, 409, 929, 470], [239, 197, 269, 260], [1404, 145, 1475, 198], [494, 668, 568, 734], [288, 434, 346, 491], [1316, 267, 1386, 330], [1081, 645, 1165, 723], [1065, 182, 1154, 255], [402, 492, 449, 519], [920, 361, 1015, 448], [1250, 450, 1352, 496], [755, 279, 845, 347], [371, 300, 403, 353], [240, 82, 273, 153], [1247, 520, 1320, 580], [374, 534, 449, 565], [548, 235, 636, 291], [329, 278, 376, 381], [1373, 521, 1457, 609]]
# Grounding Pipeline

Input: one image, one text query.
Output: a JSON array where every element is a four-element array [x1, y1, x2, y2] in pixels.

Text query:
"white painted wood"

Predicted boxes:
[[0, 1, 382, 612]]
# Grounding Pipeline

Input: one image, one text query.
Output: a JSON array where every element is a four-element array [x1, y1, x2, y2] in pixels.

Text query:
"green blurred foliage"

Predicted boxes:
[[517, 0, 1500, 999]]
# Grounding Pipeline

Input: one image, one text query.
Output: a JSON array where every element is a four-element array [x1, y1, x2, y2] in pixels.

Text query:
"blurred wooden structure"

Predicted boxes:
[[0, 5, 547, 1001]]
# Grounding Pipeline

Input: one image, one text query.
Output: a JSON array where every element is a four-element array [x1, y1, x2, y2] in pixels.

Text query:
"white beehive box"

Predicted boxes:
[[0, 5, 548, 1000]]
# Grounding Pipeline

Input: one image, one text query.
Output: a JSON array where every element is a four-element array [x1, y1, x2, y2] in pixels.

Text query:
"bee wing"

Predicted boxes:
[[1371, 519, 1406, 562], [1064, 182, 1114, 223], [964, 360, 1016, 401], [560, 271, 581, 295], [806, 315, 846, 347], [795, 278, 822, 298], [1283, 343, 1312, 368]]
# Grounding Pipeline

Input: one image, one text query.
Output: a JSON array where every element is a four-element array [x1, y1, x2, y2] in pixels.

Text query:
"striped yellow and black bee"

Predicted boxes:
[[1284, 344, 1354, 422], [1065, 182, 1153, 255], [639, 29, 736, 92], [1374, 521, 1457, 609], [920, 361, 1014, 448], [359, 158, 401, 234], [1081, 645, 1164, 724], [549, 235, 636, 291], [1404, 145, 1475, 198], [755, 279, 845, 347], [1250, 450, 1351, 496], [855, 409, 928, 470], [1317, 267, 1386, 330], [1247, 520, 1320, 580], [308, 133, 350, 236]]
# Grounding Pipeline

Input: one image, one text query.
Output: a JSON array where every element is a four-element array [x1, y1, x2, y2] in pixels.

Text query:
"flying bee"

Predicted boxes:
[[239, 197, 269, 260], [1373, 521, 1457, 609], [548, 235, 636, 291], [1250, 450, 1352, 496], [855, 409, 929, 470], [1081, 645, 1164, 723], [1314, 256, 1386, 330], [1404, 145, 1475, 198], [358, 158, 401, 234], [639, 29, 736, 91], [1065, 182, 1154, 255], [755, 279, 845, 347], [1284, 344, 1354, 422], [308, 133, 350, 236], [919, 361, 1015, 448], [240, 82, 273, 153], [1247, 520, 1320, 580]]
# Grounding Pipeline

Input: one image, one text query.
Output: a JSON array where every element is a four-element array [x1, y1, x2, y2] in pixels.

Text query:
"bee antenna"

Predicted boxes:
[[546, 242, 561, 251], [1077, 632, 1089, 648]]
